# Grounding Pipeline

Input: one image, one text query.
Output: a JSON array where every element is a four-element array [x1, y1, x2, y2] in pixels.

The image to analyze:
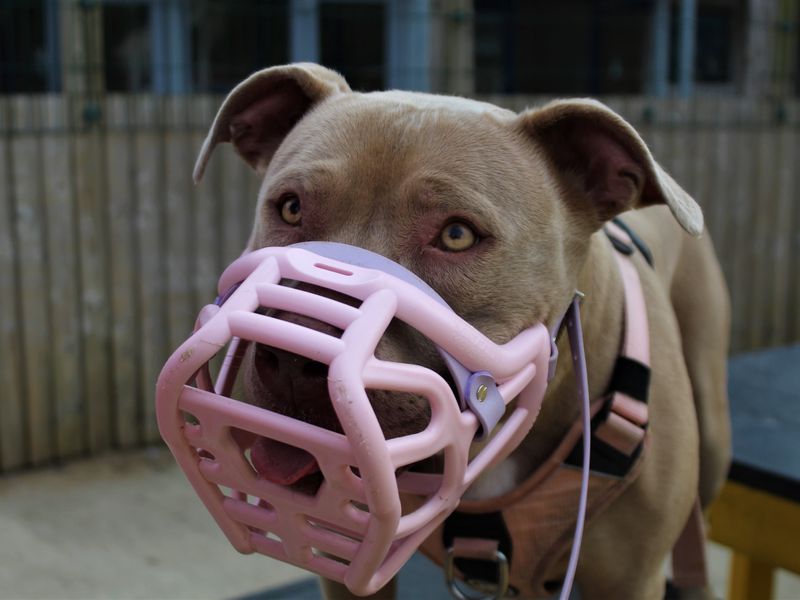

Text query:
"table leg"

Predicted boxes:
[[728, 551, 774, 600]]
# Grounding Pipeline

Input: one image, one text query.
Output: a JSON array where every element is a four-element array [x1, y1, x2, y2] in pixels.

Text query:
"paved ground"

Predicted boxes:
[[0, 448, 307, 600], [1, 447, 798, 600]]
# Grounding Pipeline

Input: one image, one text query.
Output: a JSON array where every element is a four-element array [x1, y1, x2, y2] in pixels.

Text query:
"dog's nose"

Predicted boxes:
[[255, 344, 328, 392], [249, 306, 345, 429], [253, 342, 342, 430], [253, 308, 342, 382]]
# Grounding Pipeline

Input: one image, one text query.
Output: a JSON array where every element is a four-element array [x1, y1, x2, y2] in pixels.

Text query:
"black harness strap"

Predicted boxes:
[[608, 356, 651, 404], [563, 398, 645, 478], [610, 217, 654, 267]]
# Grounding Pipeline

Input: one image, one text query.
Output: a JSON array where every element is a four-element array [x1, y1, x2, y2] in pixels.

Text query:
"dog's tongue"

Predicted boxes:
[[250, 437, 320, 485]]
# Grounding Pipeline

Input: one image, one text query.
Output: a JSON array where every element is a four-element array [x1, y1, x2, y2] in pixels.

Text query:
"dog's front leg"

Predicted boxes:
[[319, 576, 397, 600]]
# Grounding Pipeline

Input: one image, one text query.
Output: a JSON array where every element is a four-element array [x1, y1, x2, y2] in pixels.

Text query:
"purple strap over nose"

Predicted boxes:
[[292, 241, 517, 439]]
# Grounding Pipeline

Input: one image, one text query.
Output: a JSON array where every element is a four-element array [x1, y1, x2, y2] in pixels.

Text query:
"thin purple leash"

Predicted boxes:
[[559, 293, 591, 600]]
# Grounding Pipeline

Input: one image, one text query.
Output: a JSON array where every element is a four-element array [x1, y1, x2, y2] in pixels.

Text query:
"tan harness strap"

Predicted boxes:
[[671, 499, 709, 589]]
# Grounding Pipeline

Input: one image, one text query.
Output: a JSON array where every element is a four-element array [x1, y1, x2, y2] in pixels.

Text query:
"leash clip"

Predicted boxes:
[[445, 540, 510, 600], [548, 291, 586, 381]]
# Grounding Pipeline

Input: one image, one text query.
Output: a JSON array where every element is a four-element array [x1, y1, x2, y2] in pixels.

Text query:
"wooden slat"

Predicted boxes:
[[645, 99, 669, 186], [600, 96, 625, 122], [681, 99, 704, 210], [695, 97, 725, 247], [710, 100, 737, 309], [245, 149, 262, 249], [624, 96, 652, 153], [106, 95, 141, 449], [728, 102, 758, 352], [747, 105, 778, 349], [776, 101, 800, 343], [133, 95, 168, 443], [220, 141, 252, 265], [668, 98, 693, 197], [42, 96, 84, 459], [190, 96, 223, 308], [765, 104, 800, 346], [72, 97, 112, 453], [0, 97, 28, 470], [11, 97, 54, 465], [164, 96, 195, 353], [685, 96, 705, 219]]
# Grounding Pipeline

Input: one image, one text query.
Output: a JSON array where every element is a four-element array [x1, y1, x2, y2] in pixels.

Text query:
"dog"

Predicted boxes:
[[192, 63, 731, 600]]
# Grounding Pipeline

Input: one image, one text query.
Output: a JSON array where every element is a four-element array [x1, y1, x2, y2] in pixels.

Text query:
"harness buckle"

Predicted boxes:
[[445, 540, 510, 600]]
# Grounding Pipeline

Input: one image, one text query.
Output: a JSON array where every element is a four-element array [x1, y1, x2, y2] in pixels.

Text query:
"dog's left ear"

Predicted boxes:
[[517, 99, 703, 236], [193, 63, 351, 183]]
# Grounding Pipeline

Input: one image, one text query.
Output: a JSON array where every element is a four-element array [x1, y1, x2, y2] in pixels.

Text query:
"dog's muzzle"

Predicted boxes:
[[156, 242, 553, 596]]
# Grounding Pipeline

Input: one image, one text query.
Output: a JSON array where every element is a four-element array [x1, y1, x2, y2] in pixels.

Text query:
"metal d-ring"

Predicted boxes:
[[444, 545, 510, 600]]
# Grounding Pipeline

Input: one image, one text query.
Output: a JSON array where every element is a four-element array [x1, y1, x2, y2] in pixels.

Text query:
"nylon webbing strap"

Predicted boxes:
[[671, 499, 709, 589], [563, 230, 652, 477]]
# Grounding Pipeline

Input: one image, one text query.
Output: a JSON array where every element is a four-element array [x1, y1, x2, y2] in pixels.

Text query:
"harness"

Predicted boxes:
[[414, 219, 708, 598]]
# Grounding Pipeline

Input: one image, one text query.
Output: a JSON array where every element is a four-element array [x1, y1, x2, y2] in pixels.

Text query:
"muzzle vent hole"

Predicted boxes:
[[302, 360, 328, 379], [264, 531, 282, 544], [218, 486, 245, 500], [305, 518, 363, 543], [311, 547, 351, 566], [196, 448, 215, 461]]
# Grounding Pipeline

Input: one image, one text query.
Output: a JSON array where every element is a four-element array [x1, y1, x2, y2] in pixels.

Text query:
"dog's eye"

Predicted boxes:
[[439, 221, 477, 251], [279, 194, 301, 225]]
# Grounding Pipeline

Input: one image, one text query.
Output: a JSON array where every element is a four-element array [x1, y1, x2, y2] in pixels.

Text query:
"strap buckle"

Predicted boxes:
[[445, 539, 510, 600]]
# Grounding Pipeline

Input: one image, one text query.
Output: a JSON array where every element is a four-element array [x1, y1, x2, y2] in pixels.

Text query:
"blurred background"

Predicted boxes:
[[0, 0, 799, 598]]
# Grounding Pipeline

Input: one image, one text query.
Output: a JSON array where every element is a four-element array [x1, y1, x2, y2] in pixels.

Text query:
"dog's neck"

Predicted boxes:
[[466, 231, 625, 499]]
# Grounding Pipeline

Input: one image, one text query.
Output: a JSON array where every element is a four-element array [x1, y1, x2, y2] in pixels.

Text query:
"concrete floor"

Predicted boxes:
[[1, 447, 798, 600]]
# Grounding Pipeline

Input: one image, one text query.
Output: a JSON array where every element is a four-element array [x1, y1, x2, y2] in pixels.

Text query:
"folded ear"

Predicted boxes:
[[193, 63, 350, 183], [517, 99, 703, 236]]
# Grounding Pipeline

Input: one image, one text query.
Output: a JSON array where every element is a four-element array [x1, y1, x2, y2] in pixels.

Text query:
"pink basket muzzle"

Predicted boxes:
[[156, 243, 551, 596]]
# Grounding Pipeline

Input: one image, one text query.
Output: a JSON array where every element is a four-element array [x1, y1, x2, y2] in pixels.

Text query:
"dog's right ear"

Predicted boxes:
[[517, 99, 703, 236], [193, 63, 350, 183]]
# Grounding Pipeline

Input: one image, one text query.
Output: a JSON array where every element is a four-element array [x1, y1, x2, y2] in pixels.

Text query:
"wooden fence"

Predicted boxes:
[[1, 94, 798, 472]]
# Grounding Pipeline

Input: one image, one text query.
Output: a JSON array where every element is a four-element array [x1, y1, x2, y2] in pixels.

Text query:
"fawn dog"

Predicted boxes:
[[193, 63, 730, 599]]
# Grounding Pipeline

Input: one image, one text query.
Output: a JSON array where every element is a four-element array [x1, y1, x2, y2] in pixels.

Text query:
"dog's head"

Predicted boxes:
[[195, 63, 701, 484]]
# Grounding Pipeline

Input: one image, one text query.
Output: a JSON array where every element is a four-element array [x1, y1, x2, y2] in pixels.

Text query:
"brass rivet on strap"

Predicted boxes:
[[476, 384, 488, 402]]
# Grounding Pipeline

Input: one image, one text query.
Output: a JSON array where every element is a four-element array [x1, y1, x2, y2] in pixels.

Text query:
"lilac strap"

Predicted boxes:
[[558, 294, 591, 600]]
